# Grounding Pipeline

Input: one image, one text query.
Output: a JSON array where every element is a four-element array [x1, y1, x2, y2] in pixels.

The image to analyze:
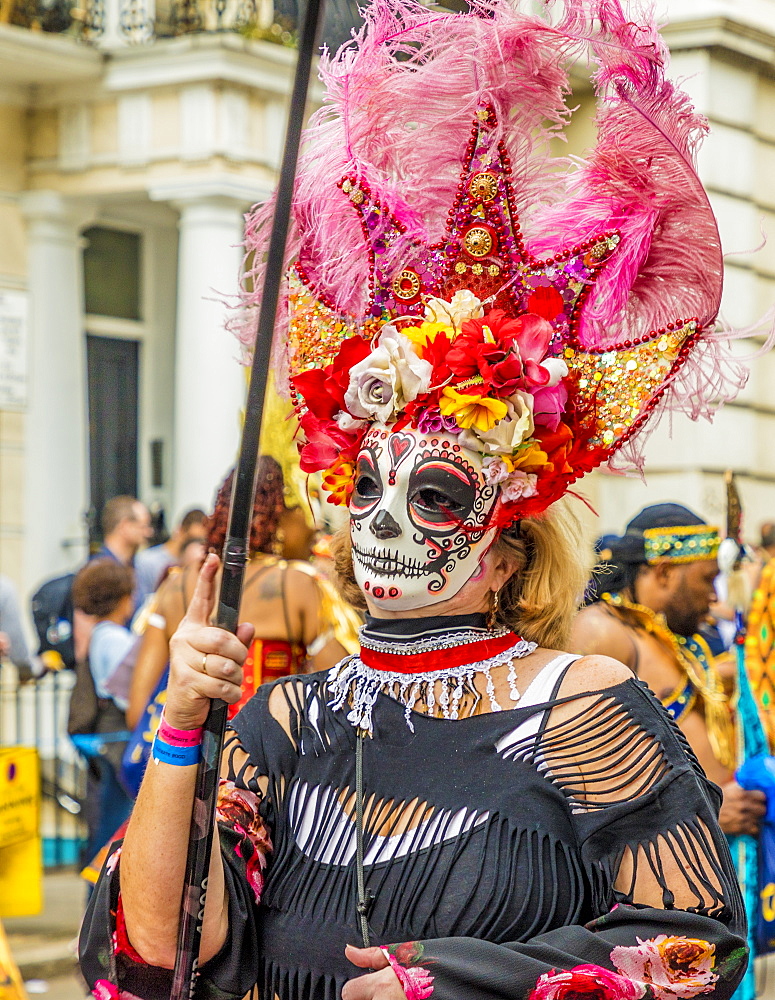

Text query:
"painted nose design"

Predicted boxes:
[[371, 509, 402, 540]]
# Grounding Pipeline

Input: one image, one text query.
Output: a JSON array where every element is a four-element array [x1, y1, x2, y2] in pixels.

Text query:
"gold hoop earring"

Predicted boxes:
[[487, 589, 500, 630]]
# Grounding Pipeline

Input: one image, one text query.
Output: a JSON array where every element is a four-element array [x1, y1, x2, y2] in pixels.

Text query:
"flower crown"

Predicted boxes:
[[287, 105, 698, 524]]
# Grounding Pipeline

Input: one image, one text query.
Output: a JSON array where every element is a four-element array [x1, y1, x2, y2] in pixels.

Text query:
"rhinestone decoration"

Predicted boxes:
[[288, 270, 378, 379], [327, 636, 537, 735], [359, 627, 511, 655], [290, 104, 623, 361], [392, 268, 422, 301], [469, 171, 499, 202]]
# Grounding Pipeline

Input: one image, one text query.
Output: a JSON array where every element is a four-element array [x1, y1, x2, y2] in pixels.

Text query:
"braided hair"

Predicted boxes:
[[206, 457, 287, 557]]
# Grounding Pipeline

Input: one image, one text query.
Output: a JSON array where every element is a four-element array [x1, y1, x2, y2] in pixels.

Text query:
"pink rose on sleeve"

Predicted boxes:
[[529, 965, 646, 1000], [92, 982, 119, 1000], [384, 951, 435, 1000]]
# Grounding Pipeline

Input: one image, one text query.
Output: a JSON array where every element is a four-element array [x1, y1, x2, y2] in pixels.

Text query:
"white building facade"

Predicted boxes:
[[583, 0, 775, 535], [0, 11, 302, 600]]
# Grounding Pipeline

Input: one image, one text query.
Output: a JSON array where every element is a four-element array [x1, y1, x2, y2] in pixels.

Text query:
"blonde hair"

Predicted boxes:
[[330, 499, 593, 650]]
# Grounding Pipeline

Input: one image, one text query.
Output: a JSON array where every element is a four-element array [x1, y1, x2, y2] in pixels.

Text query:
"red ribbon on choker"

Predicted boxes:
[[359, 632, 520, 674]]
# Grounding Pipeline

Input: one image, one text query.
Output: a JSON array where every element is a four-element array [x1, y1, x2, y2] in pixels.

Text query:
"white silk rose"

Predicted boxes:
[[539, 357, 568, 387], [424, 290, 484, 330], [344, 326, 432, 424], [335, 412, 368, 432], [459, 391, 535, 456]]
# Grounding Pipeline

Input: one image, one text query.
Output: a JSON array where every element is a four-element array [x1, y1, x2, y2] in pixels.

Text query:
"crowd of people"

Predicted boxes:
[[4, 477, 775, 997], [0, 461, 361, 892]]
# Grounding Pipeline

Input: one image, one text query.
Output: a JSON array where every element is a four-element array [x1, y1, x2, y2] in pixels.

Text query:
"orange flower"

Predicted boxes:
[[322, 457, 356, 505]]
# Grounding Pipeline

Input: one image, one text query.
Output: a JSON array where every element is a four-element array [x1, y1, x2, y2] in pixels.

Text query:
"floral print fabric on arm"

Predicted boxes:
[[386, 908, 745, 1000], [379, 678, 747, 1000], [216, 780, 272, 905], [530, 934, 722, 1000]]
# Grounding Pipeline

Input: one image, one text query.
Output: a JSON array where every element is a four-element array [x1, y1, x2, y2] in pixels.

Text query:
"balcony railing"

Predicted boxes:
[[0, 0, 361, 48]]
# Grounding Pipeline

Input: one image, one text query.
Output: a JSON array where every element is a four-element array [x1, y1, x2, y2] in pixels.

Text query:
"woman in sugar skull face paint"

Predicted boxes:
[[80, 2, 753, 1000]]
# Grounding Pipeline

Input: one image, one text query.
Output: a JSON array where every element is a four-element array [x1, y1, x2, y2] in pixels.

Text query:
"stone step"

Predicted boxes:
[[6, 932, 79, 983]]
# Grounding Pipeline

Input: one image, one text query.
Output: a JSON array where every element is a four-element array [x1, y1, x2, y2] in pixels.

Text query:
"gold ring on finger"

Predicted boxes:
[[202, 653, 209, 675]]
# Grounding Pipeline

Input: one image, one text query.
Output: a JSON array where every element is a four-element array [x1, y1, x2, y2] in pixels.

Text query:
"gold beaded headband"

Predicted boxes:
[[642, 525, 721, 565]]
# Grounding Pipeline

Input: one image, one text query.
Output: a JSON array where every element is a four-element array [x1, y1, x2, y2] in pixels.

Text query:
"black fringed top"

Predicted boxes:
[[79, 616, 746, 1000]]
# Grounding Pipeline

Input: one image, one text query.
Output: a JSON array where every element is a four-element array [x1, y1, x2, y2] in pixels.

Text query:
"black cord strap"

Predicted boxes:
[[355, 729, 374, 948]]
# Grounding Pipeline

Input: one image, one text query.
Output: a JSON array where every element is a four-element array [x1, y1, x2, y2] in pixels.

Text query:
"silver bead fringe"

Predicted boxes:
[[327, 638, 537, 736]]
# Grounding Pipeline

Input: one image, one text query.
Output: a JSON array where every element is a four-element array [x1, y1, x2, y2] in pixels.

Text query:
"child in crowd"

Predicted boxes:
[[72, 560, 137, 862]]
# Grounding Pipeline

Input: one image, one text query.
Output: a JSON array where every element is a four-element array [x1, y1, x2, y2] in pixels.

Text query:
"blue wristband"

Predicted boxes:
[[151, 735, 201, 766]]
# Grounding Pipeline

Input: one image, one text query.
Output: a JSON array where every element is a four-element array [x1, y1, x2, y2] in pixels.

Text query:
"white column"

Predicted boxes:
[[160, 191, 249, 513], [20, 191, 92, 592]]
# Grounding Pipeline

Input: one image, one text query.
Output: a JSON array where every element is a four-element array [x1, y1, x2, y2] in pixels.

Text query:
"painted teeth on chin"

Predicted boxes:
[[352, 544, 429, 578]]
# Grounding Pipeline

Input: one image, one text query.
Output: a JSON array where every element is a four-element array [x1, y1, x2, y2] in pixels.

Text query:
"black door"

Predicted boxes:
[[86, 335, 140, 545]]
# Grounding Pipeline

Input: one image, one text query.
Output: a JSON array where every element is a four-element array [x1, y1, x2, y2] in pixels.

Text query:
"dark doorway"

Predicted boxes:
[[86, 335, 140, 547]]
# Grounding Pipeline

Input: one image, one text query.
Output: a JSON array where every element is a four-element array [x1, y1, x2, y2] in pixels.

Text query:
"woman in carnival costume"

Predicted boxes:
[[80, 1, 753, 998]]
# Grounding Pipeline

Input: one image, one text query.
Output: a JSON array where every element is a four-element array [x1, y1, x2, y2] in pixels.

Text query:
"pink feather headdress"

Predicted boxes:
[[235, 0, 747, 522]]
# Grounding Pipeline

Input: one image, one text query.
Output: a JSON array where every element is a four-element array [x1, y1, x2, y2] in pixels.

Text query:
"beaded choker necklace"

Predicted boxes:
[[327, 615, 537, 735]]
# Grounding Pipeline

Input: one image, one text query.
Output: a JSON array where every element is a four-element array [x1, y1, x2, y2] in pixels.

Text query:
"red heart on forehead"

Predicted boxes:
[[388, 431, 414, 470]]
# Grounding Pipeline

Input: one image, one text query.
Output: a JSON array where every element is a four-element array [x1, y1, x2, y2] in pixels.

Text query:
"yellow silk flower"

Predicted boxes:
[[402, 321, 454, 350], [511, 440, 550, 472], [439, 387, 509, 431]]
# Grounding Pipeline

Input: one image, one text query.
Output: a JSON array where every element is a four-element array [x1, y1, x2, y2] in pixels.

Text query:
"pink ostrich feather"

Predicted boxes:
[[233, 0, 751, 475], [235, 0, 577, 369], [529, 0, 723, 348]]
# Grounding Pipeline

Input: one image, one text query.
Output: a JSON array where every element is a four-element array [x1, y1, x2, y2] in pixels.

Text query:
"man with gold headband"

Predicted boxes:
[[572, 503, 766, 837]]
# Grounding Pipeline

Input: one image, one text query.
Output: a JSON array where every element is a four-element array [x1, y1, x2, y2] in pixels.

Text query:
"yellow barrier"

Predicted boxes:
[[0, 917, 28, 1000], [0, 748, 42, 919]]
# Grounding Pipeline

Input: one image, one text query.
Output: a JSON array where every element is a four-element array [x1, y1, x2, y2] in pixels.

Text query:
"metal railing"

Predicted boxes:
[[0, 662, 86, 868], [0, 0, 362, 48]]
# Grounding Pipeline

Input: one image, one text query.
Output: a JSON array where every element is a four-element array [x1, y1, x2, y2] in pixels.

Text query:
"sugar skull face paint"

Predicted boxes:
[[349, 423, 499, 610]]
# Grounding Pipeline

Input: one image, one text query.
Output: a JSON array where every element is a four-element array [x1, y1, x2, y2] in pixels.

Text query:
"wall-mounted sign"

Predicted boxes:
[[0, 290, 28, 410]]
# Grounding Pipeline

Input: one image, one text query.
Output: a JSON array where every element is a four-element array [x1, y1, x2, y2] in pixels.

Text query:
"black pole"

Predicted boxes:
[[170, 0, 325, 994]]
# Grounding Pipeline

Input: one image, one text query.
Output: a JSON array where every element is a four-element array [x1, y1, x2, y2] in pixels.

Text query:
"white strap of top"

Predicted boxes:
[[518, 652, 581, 709], [495, 652, 581, 756]]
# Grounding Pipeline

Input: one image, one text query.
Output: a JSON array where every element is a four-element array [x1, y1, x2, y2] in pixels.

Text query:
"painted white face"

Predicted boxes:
[[349, 423, 499, 610]]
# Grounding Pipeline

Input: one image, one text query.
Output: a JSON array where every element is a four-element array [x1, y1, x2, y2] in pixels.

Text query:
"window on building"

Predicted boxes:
[[83, 226, 142, 320], [83, 225, 143, 545]]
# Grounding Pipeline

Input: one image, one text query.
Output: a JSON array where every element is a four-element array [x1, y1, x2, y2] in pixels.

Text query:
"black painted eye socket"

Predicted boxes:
[[411, 487, 466, 514], [407, 459, 477, 533], [350, 450, 384, 518], [355, 475, 381, 500]]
